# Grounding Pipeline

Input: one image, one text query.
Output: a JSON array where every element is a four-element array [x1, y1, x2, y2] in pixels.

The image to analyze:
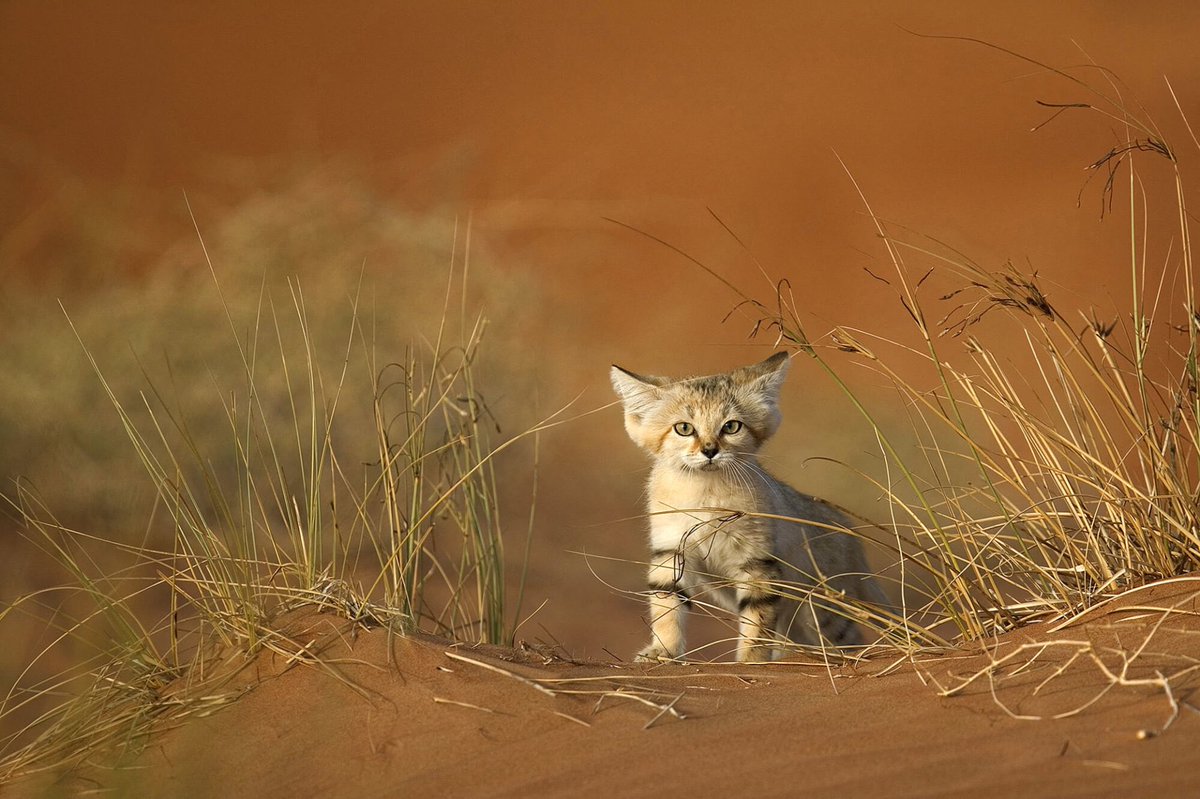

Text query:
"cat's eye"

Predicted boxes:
[[721, 420, 743, 435], [673, 422, 694, 437]]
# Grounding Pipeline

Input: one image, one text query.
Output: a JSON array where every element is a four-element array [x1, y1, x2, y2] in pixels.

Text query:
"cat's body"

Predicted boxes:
[[611, 352, 882, 663]]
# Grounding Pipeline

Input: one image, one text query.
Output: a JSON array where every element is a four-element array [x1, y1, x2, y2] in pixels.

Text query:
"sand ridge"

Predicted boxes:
[[15, 578, 1194, 798]]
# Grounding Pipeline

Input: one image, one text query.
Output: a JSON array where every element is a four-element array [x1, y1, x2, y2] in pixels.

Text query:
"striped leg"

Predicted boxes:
[[735, 558, 781, 662], [781, 595, 862, 648], [637, 549, 689, 662], [818, 608, 863, 647]]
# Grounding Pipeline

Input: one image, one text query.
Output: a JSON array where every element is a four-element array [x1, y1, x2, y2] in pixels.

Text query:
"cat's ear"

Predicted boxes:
[[736, 351, 790, 399], [611, 365, 668, 450], [733, 353, 789, 441], [611, 366, 669, 405]]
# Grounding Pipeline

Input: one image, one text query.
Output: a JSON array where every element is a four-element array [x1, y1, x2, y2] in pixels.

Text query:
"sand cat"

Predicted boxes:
[[611, 352, 882, 662]]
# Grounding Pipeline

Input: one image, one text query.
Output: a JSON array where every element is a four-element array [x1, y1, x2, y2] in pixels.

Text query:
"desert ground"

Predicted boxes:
[[9, 578, 1199, 797], [4, 2, 1200, 796]]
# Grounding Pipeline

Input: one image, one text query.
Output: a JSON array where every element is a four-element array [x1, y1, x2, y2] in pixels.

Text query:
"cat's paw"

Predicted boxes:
[[735, 643, 778, 663], [635, 642, 679, 663]]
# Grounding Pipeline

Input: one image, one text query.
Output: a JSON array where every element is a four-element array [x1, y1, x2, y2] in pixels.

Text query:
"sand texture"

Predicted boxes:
[[9, 579, 1197, 798]]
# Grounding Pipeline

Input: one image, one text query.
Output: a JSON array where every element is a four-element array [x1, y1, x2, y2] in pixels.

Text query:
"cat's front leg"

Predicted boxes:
[[734, 558, 781, 662], [636, 549, 689, 662], [735, 594, 779, 662]]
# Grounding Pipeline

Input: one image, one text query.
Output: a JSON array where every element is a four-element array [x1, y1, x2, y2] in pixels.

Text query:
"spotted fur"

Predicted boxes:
[[611, 352, 883, 662]]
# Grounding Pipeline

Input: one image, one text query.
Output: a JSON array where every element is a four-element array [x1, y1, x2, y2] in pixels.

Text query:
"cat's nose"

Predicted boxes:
[[701, 442, 719, 459]]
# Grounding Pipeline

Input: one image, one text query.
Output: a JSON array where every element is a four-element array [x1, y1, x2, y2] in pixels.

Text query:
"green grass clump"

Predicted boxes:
[[0, 219, 550, 781]]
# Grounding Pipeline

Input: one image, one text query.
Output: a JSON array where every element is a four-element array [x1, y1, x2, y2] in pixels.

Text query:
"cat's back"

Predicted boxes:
[[770, 480, 851, 527], [766, 476, 869, 569]]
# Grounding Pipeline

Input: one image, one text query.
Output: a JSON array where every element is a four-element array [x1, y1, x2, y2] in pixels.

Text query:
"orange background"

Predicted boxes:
[[3, 2, 1200, 659]]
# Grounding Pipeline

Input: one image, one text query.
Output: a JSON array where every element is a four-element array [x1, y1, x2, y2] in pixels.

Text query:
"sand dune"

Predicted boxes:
[[12, 578, 1194, 797]]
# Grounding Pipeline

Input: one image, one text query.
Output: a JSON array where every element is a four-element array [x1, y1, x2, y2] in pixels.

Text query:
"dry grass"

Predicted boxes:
[[675, 55, 1200, 661], [606, 51, 1200, 674], [443, 649, 689, 728], [927, 578, 1200, 733], [0, 215, 556, 781]]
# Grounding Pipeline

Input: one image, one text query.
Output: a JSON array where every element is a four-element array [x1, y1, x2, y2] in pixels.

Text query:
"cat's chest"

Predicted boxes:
[[650, 473, 744, 512], [645, 471, 764, 554]]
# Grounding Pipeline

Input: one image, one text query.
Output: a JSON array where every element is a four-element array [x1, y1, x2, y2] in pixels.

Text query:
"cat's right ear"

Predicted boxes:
[[610, 366, 663, 411], [611, 366, 665, 449]]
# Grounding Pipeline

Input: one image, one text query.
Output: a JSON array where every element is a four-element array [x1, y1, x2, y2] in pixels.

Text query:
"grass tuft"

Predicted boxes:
[[715, 57, 1200, 651], [0, 224, 542, 781]]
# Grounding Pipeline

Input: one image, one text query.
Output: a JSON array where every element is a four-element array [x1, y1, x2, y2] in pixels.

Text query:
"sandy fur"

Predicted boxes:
[[612, 352, 882, 662]]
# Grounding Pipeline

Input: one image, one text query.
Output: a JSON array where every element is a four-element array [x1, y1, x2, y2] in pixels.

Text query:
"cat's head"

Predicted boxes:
[[610, 352, 790, 473]]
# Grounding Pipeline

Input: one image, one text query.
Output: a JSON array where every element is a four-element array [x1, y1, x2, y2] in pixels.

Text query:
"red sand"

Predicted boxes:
[[12, 578, 1196, 798]]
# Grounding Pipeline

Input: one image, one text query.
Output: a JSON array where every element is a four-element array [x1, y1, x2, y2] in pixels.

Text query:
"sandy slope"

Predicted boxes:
[[11, 579, 1197, 798]]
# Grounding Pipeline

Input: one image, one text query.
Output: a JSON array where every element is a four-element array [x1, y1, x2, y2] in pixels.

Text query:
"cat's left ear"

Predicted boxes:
[[736, 352, 790, 398]]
